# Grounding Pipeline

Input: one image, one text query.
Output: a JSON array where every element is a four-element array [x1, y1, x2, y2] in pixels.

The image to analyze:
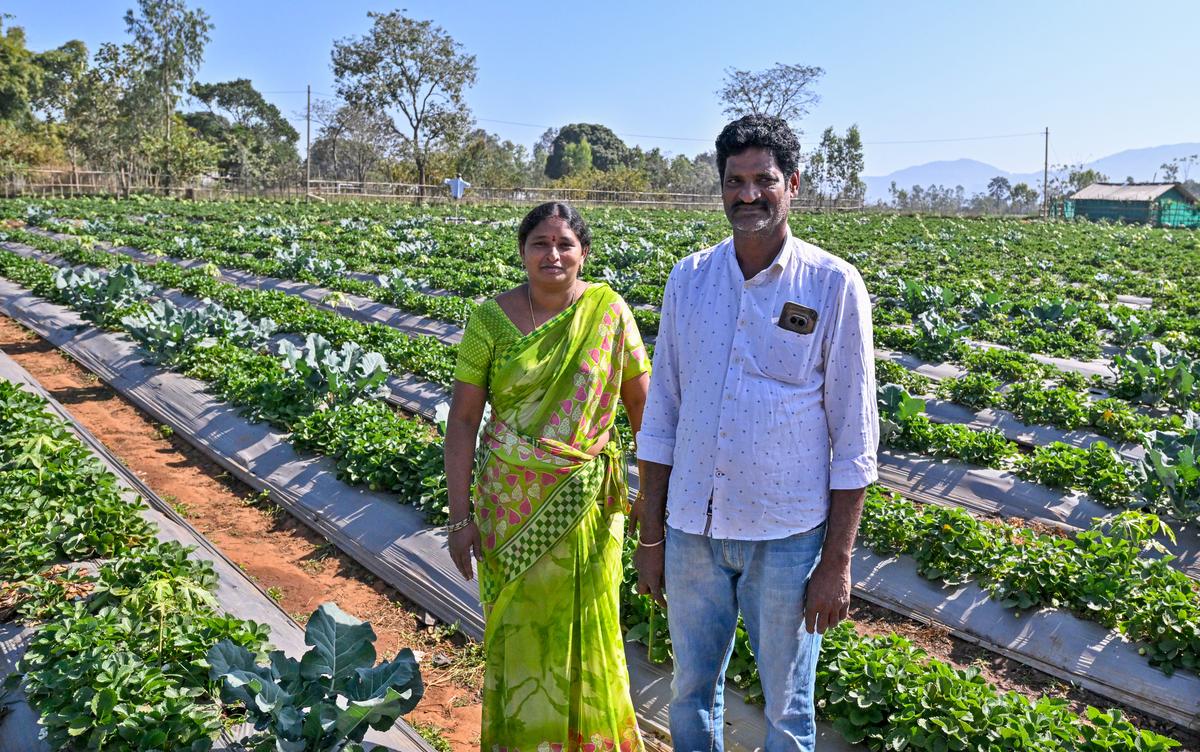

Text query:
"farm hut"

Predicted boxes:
[[1061, 182, 1200, 228]]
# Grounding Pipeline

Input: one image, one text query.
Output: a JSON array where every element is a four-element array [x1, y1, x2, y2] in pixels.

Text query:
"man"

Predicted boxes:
[[631, 115, 877, 752]]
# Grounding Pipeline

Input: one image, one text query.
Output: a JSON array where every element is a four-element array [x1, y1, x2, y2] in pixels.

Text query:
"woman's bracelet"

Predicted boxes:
[[638, 534, 665, 548], [445, 517, 474, 533]]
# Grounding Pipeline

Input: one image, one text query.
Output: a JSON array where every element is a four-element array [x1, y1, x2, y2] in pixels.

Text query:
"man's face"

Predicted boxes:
[[721, 147, 799, 235]]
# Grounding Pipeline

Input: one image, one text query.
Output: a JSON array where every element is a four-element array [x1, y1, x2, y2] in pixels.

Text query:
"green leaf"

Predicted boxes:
[[345, 649, 423, 705], [207, 639, 258, 679], [299, 603, 377, 685], [91, 687, 117, 721], [333, 686, 415, 740]]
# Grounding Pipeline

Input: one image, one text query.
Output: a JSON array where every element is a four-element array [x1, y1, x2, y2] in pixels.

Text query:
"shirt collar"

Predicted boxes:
[[726, 229, 795, 285]]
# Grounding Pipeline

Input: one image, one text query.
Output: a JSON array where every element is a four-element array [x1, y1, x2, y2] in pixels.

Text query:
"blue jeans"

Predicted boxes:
[[665, 524, 826, 752]]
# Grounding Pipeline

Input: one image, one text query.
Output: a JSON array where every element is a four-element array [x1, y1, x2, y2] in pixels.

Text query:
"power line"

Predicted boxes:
[[265, 91, 1046, 150], [475, 116, 1043, 147], [863, 131, 1043, 145]]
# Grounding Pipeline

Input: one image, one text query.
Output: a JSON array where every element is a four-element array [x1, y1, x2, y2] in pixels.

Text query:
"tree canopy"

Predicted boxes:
[[332, 11, 477, 186], [545, 123, 629, 178], [717, 63, 824, 133]]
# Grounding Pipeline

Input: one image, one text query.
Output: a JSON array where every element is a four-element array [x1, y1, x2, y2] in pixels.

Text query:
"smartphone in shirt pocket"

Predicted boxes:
[[754, 302, 822, 383]]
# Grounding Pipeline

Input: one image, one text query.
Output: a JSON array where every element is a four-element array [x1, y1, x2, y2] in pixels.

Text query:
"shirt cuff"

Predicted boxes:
[[830, 454, 878, 490], [635, 432, 675, 465]]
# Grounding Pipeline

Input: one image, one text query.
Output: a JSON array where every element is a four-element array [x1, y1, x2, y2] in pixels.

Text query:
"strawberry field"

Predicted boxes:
[[1, 195, 1198, 751]]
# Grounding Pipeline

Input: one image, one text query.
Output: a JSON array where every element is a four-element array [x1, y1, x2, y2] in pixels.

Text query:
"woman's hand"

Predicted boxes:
[[449, 521, 483, 581]]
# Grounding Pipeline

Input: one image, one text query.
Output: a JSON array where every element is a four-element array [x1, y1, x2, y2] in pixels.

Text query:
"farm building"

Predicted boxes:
[[1060, 182, 1200, 228]]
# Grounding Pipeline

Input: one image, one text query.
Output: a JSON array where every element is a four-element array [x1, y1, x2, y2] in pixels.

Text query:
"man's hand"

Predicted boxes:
[[629, 495, 667, 608], [632, 540, 666, 608], [803, 556, 851, 634]]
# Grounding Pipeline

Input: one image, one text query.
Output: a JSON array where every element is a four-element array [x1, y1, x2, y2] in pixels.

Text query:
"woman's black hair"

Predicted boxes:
[[517, 201, 592, 251], [715, 115, 802, 180]]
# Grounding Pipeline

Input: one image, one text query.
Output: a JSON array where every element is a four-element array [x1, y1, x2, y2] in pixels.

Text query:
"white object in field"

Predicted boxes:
[[444, 176, 471, 200]]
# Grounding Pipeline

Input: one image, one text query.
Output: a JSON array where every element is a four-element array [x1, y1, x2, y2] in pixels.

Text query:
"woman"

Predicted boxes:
[[444, 201, 651, 752]]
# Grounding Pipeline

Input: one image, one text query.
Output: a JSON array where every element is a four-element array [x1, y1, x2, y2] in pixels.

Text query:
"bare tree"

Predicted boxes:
[[309, 98, 399, 184], [716, 63, 824, 133]]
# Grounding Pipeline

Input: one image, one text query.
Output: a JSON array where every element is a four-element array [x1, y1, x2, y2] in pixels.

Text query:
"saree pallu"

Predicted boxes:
[[471, 287, 646, 752]]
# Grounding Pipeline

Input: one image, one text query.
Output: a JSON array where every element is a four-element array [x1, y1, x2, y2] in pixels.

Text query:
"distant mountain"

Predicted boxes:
[[863, 142, 1200, 202]]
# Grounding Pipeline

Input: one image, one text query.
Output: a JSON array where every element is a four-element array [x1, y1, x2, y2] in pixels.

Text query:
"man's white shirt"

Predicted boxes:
[[636, 232, 878, 540]]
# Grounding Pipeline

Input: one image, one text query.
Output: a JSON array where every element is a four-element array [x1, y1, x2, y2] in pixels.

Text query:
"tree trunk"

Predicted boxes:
[[413, 127, 424, 198]]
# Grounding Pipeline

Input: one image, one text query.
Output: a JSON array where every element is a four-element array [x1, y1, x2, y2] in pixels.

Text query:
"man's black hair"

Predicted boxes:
[[715, 115, 802, 180], [517, 201, 592, 251]]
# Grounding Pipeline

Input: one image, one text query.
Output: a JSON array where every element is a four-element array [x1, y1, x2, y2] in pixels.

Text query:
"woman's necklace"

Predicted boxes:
[[527, 282, 579, 331]]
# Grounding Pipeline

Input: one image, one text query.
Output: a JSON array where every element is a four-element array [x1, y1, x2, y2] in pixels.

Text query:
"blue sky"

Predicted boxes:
[[7, 1, 1198, 175]]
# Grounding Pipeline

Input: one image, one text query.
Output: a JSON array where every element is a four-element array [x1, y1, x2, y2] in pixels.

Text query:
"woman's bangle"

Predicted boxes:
[[445, 517, 473, 533], [638, 534, 665, 548]]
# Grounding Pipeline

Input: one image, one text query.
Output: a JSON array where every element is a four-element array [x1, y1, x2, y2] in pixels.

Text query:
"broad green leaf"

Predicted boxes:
[[333, 686, 413, 740], [300, 603, 377, 684], [345, 649, 423, 706]]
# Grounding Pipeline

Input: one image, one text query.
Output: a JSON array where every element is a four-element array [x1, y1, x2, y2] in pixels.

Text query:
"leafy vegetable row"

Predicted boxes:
[[13, 197, 1199, 360], [859, 491, 1199, 676], [0, 379, 271, 749], [880, 384, 1200, 521], [0, 228, 460, 386]]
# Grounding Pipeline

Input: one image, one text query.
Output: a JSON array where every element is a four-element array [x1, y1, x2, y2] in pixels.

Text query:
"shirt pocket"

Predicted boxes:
[[753, 324, 821, 384]]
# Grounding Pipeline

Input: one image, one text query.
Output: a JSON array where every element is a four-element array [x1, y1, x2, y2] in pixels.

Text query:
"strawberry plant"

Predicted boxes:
[[940, 371, 1002, 409]]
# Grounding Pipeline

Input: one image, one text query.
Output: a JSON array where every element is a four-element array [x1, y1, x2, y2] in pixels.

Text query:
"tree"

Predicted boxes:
[[627, 146, 670, 190], [140, 114, 220, 182], [717, 63, 824, 134], [454, 128, 528, 187], [123, 0, 213, 179], [308, 99, 400, 184], [838, 124, 865, 201], [986, 176, 1011, 204], [526, 127, 558, 186], [31, 39, 88, 125], [1009, 182, 1038, 212], [1067, 167, 1107, 193], [545, 123, 628, 178], [67, 41, 154, 192], [803, 125, 865, 205], [561, 137, 593, 177], [332, 11, 476, 188], [186, 79, 299, 184], [663, 151, 719, 194], [888, 182, 965, 214], [1044, 163, 1109, 202], [0, 19, 41, 124], [28, 38, 89, 176], [1160, 161, 1180, 182]]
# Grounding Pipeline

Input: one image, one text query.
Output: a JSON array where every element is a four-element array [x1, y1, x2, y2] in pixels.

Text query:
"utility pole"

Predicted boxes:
[[305, 84, 312, 202], [1042, 127, 1049, 218]]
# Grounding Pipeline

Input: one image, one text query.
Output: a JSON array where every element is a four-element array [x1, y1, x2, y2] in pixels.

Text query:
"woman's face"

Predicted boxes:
[[520, 217, 588, 288]]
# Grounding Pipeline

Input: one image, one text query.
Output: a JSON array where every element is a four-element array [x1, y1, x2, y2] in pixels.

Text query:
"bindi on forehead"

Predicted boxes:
[[529, 220, 578, 243]]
